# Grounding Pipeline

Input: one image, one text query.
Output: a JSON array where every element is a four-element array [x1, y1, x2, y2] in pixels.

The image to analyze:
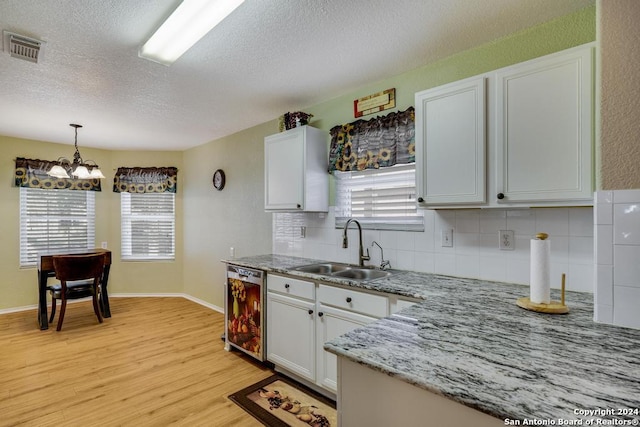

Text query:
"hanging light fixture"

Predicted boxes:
[[47, 124, 105, 179]]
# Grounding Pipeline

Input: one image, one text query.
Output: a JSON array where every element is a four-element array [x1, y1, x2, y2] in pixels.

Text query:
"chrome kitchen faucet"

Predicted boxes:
[[371, 241, 391, 270]]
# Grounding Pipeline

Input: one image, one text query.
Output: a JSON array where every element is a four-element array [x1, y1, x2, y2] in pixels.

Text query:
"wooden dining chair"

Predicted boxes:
[[49, 253, 105, 331]]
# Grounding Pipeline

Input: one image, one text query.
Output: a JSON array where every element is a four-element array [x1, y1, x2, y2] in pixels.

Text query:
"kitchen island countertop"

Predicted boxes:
[[223, 254, 640, 423]]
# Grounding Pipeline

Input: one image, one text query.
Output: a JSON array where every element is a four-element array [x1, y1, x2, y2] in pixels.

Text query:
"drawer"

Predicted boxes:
[[317, 284, 388, 318], [267, 274, 315, 300]]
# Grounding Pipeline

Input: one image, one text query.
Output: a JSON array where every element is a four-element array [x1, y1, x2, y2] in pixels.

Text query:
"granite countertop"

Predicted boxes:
[[224, 254, 640, 423]]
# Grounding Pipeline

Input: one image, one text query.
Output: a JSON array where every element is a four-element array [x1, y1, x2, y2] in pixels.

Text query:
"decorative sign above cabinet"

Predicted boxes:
[[354, 88, 395, 118]]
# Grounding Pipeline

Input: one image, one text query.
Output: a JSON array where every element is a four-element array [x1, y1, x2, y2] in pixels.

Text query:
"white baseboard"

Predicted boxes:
[[109, 292, 185, 298], [180, 294, 224, 313], [0, 294, 224, 315], [0, 304, 38, 315]]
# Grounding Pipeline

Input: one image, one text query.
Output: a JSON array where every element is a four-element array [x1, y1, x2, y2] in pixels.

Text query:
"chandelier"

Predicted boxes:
[[47, 124, 105, 179]]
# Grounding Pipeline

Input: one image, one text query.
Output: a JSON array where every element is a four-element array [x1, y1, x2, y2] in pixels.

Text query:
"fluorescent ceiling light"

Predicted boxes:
[[139, 0, 244, 65]]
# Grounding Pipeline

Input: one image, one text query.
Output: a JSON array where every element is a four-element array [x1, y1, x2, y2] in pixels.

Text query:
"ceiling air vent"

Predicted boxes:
[[3, 31, 45, 63]]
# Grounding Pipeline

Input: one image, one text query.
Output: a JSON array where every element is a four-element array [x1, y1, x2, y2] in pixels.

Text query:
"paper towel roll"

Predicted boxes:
[[530, 238, 551, 304]]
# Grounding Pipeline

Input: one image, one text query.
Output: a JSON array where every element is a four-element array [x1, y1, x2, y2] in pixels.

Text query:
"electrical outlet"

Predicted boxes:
[[229, 247, 235, 258], [499, 230, 515, 250], [101, 241, 107, 249], [441, 229, 453, 247]]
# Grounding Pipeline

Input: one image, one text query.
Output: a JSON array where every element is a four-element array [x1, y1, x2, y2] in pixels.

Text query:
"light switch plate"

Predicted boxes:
[[441, 229, 453, 247]]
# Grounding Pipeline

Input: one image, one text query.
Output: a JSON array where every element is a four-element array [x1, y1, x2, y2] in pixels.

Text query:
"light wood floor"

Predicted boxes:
[[0, 297, 273, 427]]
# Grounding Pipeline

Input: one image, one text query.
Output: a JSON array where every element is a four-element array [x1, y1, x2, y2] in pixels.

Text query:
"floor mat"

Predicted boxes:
[[229, 374, 337, 427]]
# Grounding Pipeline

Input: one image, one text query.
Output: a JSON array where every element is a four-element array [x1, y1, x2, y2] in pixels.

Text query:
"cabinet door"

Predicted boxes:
[[415, 77, 486, 205], [315, 303, 377, 393], [267, 292, 316, 381], [495, 46, 593, 203], [265, 128, 304, 210]]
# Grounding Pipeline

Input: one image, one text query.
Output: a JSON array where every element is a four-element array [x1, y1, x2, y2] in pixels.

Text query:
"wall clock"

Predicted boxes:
[[213, 169, 226, 191]]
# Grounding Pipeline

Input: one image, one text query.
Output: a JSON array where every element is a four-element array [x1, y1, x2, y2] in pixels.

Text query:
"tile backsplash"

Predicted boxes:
[[274, 199, 640, 330], [273, 206, 595, 293], [594, 189, 640, 329]]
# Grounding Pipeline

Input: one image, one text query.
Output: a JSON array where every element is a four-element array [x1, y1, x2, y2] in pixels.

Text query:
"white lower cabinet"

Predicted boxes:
[[266, 291, 316, 381], [266, 274, 388, 394], [315, 302, 378, 393]]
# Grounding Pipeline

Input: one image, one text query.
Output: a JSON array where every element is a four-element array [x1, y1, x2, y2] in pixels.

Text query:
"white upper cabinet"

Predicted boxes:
[[416, 77, 486, 206], [495, 46, 593, 204], [264, 126, 329, 212], [415, 43, 594, 208]]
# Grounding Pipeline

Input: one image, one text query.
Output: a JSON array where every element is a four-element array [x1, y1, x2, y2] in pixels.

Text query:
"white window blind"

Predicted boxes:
[[19, 188, 96, 267], [335, 163, 424, 231], [121, 192, 175, 261]]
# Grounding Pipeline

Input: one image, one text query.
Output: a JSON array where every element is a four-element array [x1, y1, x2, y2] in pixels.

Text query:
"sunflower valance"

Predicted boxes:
[[328, 107, 415, 172], [14, 157, 102, 191], [113, 167, 178, 193]]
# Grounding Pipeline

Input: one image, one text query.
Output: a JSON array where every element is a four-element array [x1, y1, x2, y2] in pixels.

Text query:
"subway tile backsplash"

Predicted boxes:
[[274, 198, 640, 330], [273, 206, 595, 294]]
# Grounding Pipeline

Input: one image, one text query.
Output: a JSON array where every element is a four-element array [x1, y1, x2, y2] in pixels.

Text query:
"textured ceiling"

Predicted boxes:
[[0, 0, 593, 151]]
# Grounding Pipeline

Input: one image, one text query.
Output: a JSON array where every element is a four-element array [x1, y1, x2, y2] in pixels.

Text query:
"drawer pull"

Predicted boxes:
[[284, 283, 290, 289], [346, 297, 352, 303], [318, 312, 324, 317], [308, 309, 314, 315]]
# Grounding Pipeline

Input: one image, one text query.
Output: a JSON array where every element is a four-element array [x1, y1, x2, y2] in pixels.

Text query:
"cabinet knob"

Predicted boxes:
[[318, 312, 324, 317], [418, 197, 424, 203], [308, 309, 314, 315], [497, 193, 505, 200], [346, 297, 352, 303], [284, 283, 290, 289], [296, 204, 301, 209]]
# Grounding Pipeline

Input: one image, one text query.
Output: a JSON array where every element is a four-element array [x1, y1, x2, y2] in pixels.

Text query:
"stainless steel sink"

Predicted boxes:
[[293, 262, 352, 274], [332, 268, 392, 281], [293, 262, 393, 282]]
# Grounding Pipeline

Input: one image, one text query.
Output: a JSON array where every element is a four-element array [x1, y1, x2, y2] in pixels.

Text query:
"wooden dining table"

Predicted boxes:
[[36, 248, 112, 330]]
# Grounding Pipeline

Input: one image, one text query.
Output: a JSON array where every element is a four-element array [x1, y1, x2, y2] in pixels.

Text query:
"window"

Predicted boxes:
[[121, 192, 175, 261], [19, 188, 96, 267], [334, 163, 423, 231]]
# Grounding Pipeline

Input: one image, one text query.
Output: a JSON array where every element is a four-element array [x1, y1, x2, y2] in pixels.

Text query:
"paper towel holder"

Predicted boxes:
[[516, 273, 569, 314]]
